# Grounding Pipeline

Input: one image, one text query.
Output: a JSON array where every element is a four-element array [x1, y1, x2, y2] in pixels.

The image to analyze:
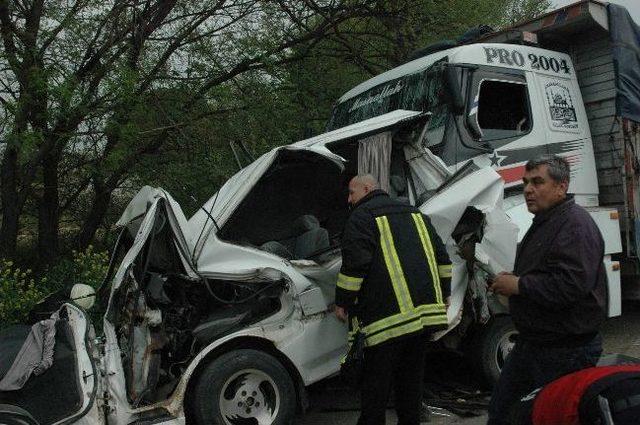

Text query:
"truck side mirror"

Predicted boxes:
[[444, 66, 465, 115]]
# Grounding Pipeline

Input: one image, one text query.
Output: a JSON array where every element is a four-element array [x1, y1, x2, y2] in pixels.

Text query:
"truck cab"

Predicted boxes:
[[325, 2, 638, 317], [329, 42, 599, 204]]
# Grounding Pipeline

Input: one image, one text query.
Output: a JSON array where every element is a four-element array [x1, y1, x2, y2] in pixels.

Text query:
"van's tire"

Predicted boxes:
[[471, 315, 518, 388], [191, 349, 296, 425]]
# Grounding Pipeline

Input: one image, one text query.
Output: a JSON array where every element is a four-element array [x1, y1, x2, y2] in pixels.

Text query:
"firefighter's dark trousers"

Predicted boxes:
[[357, 332, 427, 425]]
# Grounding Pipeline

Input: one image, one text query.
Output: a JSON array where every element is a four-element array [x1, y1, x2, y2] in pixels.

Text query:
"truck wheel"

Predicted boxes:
[[473, 316, 518, 387], [191, 349, 296, 425]]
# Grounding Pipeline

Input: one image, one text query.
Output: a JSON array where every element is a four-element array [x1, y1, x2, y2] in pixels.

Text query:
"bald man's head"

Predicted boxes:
[[348, 174, 379, 206]]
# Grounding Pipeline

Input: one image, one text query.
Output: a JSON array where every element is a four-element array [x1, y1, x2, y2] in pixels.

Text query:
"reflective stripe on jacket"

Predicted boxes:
[[335, 190, 451, 347]]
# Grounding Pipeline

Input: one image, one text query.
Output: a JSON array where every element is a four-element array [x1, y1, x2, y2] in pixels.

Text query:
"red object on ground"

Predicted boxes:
[[532, 365, 640, 425]]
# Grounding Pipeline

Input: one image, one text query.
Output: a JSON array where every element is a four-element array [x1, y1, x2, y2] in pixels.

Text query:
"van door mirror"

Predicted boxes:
[[444, 66, 465, 115], [70, 284, 96, 310]]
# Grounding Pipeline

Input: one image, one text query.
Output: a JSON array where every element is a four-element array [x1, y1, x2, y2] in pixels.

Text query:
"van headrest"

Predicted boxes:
[[292, 215, 320, 234]]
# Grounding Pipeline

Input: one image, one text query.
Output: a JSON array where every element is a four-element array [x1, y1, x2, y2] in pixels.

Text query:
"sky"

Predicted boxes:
[[553, 0, 640, 23]]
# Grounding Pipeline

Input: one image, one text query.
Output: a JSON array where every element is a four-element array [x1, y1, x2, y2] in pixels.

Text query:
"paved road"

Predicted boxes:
[[296, 302, 640, 424]]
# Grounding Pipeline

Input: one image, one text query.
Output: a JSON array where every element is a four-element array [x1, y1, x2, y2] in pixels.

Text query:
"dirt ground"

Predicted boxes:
[[296, 302, 640, 424]]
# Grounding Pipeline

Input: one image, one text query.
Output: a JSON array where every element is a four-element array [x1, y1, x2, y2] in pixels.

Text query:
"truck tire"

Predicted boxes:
[[472, 316, 518, 388], [191, 349, 296, 425]]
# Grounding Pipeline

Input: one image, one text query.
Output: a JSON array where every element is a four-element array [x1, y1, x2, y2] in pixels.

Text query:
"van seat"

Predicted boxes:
[[260, 215, 329, 260]]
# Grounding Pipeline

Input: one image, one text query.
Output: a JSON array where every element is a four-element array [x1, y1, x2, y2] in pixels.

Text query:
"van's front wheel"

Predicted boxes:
[[191, 349, 296, 425]]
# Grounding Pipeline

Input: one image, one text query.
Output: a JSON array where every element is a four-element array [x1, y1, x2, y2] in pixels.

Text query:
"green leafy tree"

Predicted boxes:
[[0, 260, 46, 326], [0, 0, 380, 265]]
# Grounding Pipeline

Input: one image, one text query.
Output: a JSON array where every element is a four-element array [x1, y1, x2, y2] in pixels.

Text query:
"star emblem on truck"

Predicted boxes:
[[489, 151, 505, 167]]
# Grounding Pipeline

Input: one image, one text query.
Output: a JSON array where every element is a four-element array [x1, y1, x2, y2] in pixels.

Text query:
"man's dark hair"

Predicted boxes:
[[525, 155, 570, 184]]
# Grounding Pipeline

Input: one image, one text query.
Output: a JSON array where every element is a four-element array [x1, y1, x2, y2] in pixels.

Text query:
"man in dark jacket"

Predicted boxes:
[[487, 155, 607, 424], [335, 174, 451, 425]]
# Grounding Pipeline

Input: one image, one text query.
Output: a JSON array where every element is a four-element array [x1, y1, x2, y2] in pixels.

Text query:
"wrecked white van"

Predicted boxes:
[[0, 110, 517, 425]]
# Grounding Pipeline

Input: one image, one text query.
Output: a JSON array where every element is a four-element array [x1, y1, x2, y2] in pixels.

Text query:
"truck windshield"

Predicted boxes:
[[326, 61, 450, 131]]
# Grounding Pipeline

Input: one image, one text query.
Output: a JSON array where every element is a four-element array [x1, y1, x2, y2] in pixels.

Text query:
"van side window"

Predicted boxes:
[[477, 80, 531, 139]]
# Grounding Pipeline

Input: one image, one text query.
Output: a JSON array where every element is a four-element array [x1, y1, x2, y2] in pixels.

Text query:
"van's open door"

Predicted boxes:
[[0, 303, 100, 424]]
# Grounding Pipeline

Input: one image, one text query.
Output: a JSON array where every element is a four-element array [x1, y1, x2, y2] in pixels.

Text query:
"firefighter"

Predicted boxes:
[[334, 174, 451, 425]]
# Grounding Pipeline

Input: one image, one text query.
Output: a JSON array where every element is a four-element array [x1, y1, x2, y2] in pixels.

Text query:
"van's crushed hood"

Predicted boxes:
[[114, 186, 198, 281], [115, 145, 346, 284]]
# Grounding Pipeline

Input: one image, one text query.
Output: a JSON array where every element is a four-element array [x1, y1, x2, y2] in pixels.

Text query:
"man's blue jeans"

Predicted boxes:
[[487, 334, 602, 424]]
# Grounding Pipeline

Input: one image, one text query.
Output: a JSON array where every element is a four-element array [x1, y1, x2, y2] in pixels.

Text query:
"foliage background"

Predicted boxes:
[[0, 247, 108, 327], [0, 0, 550, 327]]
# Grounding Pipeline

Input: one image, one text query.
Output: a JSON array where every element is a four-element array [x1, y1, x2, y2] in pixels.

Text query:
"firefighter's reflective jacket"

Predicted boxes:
[[335, 190, 451, 347]]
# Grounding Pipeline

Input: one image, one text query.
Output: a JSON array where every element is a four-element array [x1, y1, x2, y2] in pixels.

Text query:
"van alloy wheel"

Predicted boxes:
[[219, 369, 280, 425], [191, 349, 296, 425]]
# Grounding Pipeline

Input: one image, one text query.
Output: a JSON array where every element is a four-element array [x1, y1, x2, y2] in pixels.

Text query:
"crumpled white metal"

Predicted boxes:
[[420, 167, 518, 337], [102, 114, 519, 425]]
